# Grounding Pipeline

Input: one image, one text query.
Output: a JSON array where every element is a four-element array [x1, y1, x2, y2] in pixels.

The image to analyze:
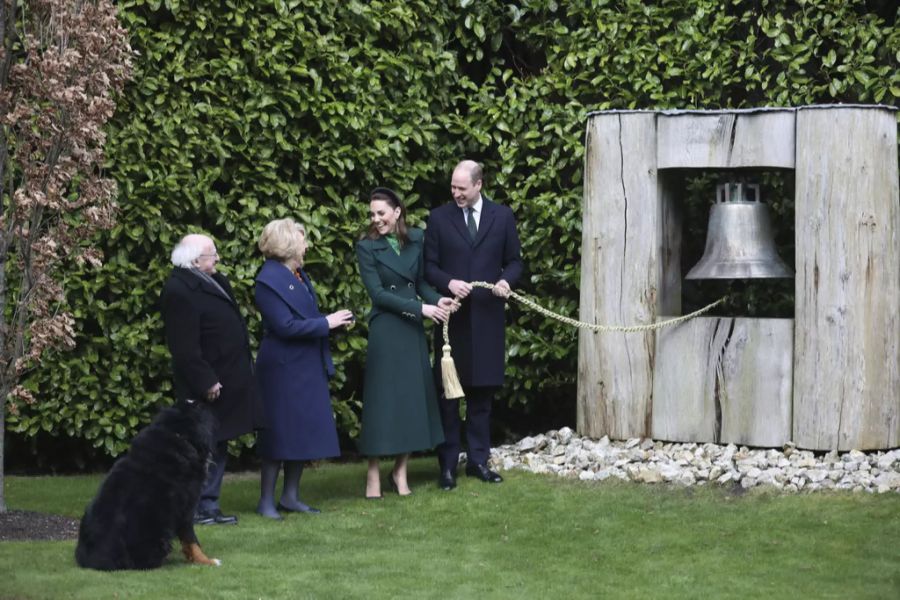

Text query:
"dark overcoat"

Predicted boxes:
[[424, 197, 523, 387], [160, 268, 261, 441], [356, 228, 444, 456], [253, 259, 340, 461]]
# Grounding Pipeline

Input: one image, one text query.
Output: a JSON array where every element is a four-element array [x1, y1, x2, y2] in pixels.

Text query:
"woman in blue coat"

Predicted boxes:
[[357, 188, 456, 498], [254, 218, 354, 520]]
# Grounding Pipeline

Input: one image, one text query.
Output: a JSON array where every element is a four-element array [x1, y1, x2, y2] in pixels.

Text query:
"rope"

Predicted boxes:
[[437, 281, 725, 399], [442, 282, 726, 343]]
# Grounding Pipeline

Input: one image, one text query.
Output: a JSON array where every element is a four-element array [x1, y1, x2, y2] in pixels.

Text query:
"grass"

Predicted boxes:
[[1, 457, 898, 599]]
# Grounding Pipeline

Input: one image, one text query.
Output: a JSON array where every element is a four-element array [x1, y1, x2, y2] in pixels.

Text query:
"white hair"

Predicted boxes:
[[170, 234, 210, 268]]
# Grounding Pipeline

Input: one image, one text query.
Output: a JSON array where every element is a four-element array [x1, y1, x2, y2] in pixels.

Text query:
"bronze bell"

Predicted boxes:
[[686, 182, 794, 280]]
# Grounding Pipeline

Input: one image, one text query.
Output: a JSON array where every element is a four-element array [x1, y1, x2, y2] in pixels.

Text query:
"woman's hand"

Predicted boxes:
[[438, 297, 459, 313], [422, 304, 449, 323], [326, 309, 355, 329]]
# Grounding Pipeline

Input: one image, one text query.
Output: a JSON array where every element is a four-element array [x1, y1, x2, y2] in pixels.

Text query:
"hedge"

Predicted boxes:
[[10, 0, 898, 458]]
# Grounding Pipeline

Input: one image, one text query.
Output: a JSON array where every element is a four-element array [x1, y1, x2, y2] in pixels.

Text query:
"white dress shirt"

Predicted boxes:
[[462, 196, 483, 230]]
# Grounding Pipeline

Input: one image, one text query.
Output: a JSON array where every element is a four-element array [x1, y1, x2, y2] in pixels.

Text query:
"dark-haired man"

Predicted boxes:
[[424, 160, 523, 490]]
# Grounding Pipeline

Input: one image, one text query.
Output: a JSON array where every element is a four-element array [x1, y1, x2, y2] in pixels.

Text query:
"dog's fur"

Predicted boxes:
[[75, 399, 220, 570]]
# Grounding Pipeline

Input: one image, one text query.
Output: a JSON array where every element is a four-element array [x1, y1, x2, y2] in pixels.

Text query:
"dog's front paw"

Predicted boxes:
[[182, 541, 221, 567]]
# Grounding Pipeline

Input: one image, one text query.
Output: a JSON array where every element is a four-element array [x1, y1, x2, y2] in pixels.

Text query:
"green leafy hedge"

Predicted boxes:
[[11, 0, 898, 458]]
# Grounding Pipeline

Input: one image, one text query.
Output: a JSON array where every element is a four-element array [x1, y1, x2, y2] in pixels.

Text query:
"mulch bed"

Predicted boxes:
[[0, 510, 80, 541]]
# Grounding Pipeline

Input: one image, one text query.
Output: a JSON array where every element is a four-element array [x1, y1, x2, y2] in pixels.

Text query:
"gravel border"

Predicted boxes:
[[490, 427, 900, 494]]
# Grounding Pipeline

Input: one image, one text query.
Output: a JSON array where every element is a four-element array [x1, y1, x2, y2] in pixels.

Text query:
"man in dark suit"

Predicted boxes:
[[424, 160, 523, 490], [160, 233, 261, 524]]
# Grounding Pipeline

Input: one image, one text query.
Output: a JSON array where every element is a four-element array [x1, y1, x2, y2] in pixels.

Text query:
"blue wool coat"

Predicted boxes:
[[254, 259, 340, 461], [424, 197, 523, 387]]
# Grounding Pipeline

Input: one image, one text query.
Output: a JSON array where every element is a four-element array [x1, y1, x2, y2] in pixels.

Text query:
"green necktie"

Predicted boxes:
[[466, 207, 477, 239]]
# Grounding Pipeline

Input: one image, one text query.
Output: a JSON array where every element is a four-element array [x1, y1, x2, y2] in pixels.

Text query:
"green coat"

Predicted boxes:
[[356, 228, 445, 456]]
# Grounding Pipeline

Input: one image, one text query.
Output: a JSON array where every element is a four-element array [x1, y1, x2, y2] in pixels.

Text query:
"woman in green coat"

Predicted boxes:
[[356, 187, 456, 498]]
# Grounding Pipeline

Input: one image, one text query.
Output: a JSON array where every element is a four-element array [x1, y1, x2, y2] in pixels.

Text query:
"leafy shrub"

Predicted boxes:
[[11, 0, 898, 459]]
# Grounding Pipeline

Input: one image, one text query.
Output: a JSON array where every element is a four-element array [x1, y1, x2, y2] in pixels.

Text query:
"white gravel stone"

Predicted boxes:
[[876, 450, 898, 470], [490, 431, 900, 495], [635, 466, 662, 483], [873, 471, 900, 490], [517, 436, 538, 452], [806, 469, 828, 483]]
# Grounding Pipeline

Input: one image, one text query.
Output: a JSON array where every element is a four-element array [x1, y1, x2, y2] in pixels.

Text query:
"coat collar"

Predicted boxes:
[[367, 235, 420, 281], [257, 260, 320, 316], [172, 267, 235, 304]]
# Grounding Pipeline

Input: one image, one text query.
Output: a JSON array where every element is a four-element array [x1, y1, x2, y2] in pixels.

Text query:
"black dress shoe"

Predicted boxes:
[[277, 502, 321, 514], [438, 469, 457, 491], [193, 512, 215, 525], [465, 463, 503, 483], [195, 509, 238, 525]]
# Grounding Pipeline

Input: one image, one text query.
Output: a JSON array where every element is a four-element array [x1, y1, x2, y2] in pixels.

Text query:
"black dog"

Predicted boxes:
[[75, 399, 221, 570]]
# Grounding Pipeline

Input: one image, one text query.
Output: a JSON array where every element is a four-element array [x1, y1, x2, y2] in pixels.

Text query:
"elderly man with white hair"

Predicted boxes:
[[161, 233, 261, 525]]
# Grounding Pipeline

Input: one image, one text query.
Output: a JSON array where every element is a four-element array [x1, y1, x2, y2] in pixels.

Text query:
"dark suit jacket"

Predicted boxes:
[[160, 268, 261, 441], [424, 197, 523, 386]]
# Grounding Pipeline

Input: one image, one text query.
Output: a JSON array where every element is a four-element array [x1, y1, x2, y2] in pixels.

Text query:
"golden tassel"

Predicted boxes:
[[440, 318, 465, 400], [441, 343, 465, 400]]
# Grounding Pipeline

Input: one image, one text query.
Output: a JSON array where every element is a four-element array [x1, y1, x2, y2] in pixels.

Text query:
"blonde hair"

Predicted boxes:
[[258, 218, 306, 262]]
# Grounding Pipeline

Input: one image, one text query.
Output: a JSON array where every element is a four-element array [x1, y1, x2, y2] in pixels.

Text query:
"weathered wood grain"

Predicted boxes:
[[718, 319, 793, 446], [651, 317, 718, 442], [651, 317, 792, 446], [793, 106, 900, 450], [657, 110, 796, 169], [578, 113, 659, 439]]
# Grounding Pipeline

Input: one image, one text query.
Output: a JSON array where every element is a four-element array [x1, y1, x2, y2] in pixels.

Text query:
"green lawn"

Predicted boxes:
[[1, 457, 898, 599]]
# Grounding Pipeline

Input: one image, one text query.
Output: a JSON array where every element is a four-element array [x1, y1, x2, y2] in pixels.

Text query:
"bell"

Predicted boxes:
[[686, 182, 794, 279]]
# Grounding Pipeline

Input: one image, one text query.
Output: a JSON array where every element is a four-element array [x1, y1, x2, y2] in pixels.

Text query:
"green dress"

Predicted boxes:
[[356, 228, 445, 456]]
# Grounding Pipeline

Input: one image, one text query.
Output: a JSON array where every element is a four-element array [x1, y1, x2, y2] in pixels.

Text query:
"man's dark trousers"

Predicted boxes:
[[197, 440, 228, 514], [437, 386, 495, 472]]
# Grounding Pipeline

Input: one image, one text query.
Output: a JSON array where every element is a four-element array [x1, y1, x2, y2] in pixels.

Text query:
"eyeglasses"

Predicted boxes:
[[199, 252, 219, 258]]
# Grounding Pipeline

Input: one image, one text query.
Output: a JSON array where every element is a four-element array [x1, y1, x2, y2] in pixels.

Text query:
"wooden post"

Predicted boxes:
[[793, 106, 900, 450], [578, 112, 658, 439], [652, 317, 792, 446]]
